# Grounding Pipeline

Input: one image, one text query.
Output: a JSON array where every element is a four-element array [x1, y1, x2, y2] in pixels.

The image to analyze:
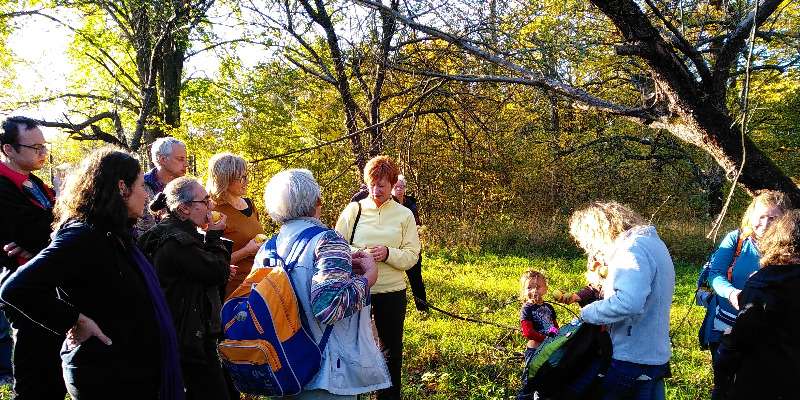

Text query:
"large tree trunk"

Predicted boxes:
[[590, 0, 800, 204], [160, 34, 185, 129]]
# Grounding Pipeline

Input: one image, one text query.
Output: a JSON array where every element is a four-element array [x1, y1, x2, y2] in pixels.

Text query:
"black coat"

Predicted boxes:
[[0, 221, 161, 381], [138, 216, 230, 366], [0, 173, 54, 274], [720, 263, 800, 399]]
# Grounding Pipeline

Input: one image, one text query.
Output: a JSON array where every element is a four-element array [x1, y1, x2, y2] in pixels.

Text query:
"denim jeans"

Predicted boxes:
[[601, 359, 668, 400]]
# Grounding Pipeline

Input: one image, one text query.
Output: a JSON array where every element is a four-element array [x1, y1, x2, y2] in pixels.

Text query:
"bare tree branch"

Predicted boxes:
[[184, 38, 272, 59], [285, 55, 337, 84], [387, 64, 661, 122], [0, 9, 44, 19], [250, 108, 448, 164], [356, 0, 665, 124], [713, 0, 785, 81], [38, 112, 126, 148]]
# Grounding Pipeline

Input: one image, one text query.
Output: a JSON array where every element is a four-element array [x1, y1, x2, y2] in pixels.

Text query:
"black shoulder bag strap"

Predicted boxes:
[[349, 201, 362, 245]]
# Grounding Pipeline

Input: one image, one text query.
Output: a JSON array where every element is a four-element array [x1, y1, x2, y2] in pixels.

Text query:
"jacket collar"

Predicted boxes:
[[747, 263, 800, 289], [143, 168, 165, 194], [361, 197, 398, 211], [0, 161, 29, 190], [0, 162, 55, 209], [162, 214, 200, 236]]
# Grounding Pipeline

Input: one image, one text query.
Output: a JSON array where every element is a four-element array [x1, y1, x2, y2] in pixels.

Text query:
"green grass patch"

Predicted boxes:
[[0, 248, 712, 400], [402, 250, 711, 399]]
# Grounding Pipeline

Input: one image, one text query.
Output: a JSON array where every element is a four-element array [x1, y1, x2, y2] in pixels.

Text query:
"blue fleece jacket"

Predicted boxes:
[[580, 226, 675, 365], [708, 229, 759, 331]]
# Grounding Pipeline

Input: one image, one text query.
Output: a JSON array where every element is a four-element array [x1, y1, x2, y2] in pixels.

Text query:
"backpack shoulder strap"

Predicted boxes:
[[349, 201, 362, 245], [726, 231, 748, 282], [276, 225, 334, 350], [284, 225, 328, 271]]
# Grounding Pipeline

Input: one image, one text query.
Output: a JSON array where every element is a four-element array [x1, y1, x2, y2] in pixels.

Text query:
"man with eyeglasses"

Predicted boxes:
[[134, 136, 189, 238], [0, 116, 67, 398]]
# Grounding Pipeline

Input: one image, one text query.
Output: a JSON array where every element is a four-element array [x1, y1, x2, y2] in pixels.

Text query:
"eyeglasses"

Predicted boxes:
[[15, 143, 49, 155], [189, 196, 211, 207]]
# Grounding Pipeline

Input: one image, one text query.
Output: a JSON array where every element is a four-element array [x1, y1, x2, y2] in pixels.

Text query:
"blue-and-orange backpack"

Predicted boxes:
[[218, 226, 333, 396]]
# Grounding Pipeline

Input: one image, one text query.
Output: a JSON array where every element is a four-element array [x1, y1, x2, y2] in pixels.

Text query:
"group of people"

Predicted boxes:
[[0, 114, 797, 400], [0, 116, 424, 400], [516, 193, 800, 399]]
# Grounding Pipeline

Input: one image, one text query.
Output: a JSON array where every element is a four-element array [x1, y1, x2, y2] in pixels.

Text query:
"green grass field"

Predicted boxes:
[[401, 248, 711, 400], [0, 246, 712, 400]]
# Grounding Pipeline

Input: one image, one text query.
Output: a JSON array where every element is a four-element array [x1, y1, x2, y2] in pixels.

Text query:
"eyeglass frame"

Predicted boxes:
[[188, 196, 211, 207], [12, 143, 49, 155]]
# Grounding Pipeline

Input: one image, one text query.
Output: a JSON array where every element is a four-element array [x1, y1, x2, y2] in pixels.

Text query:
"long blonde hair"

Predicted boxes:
[[569, 201, 646, 255], [740, 190, 789, 236]]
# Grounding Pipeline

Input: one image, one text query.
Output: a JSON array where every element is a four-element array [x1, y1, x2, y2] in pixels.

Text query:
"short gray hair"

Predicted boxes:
[[161, 176, 201, 213], [396, 174, 407, 185], [150, 137, 185, 168], [264, 169, 320, 224]]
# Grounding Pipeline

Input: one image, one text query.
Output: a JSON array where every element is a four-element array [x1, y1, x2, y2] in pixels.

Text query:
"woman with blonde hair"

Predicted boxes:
[[570, 201, 675, 400], [716, 210, 800, 399], [704, 190, 788, 399], [335, 156, 420, 400], [205, 152, 264, 297]]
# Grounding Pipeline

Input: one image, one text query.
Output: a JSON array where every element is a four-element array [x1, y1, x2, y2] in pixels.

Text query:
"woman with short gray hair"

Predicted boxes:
[[138, 176, 232, 400], [256, 168, 389, 399]]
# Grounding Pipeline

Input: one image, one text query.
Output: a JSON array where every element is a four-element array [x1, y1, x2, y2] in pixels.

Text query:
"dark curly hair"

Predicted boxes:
[[53, 147, 141, 237]]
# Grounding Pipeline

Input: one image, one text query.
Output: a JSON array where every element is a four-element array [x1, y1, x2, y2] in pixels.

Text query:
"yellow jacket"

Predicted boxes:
[[335, 198, 421, 294]]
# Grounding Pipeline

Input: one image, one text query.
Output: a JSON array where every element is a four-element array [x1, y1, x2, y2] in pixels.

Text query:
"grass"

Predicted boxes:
[[0, 228, 714, 400], [401, 248, 712, 400]]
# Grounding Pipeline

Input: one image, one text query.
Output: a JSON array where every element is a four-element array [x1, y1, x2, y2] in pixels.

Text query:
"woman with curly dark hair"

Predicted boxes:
[[0, 147, 184, 399]]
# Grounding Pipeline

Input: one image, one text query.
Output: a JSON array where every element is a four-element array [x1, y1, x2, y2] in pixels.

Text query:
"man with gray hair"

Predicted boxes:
[[134, 137, 188, 237]]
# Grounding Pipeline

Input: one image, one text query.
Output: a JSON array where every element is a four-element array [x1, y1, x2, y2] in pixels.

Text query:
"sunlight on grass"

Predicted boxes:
[[403, 251, 711, 400]]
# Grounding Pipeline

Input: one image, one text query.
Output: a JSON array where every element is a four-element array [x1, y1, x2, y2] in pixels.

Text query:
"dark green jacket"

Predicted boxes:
[[138, 215, 230, 365]]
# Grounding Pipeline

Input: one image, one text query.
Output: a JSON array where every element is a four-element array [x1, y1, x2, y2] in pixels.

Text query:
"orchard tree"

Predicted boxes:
[[354, 0, 800, 202]]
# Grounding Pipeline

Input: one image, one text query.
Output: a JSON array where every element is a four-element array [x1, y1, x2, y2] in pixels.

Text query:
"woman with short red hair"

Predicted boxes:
[[335, 156, 421, 400]]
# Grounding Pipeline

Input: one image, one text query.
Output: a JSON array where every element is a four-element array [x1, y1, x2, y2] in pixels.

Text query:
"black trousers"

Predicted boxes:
[[12, 324, 67, 400], [405, 256, 428, 311], [182, 340, 230, 400], [372, 290, 407, 400]]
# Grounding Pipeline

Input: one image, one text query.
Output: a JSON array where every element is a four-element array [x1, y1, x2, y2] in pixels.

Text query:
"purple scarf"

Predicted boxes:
[[131, 246, 185, 400]]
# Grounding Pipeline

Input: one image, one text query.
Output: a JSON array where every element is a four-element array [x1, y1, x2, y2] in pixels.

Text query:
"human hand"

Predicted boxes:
[[228, 264, 239, 281], [728, 289, 741, 310], [243, 238, 261, 257], [351, 250, 369, 274], [66, 313, 112, 350], [366, 245, 388, 263], [206, 211, 227, 231], [352, 251, 378, 288], [3, 242, 33, 261]]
